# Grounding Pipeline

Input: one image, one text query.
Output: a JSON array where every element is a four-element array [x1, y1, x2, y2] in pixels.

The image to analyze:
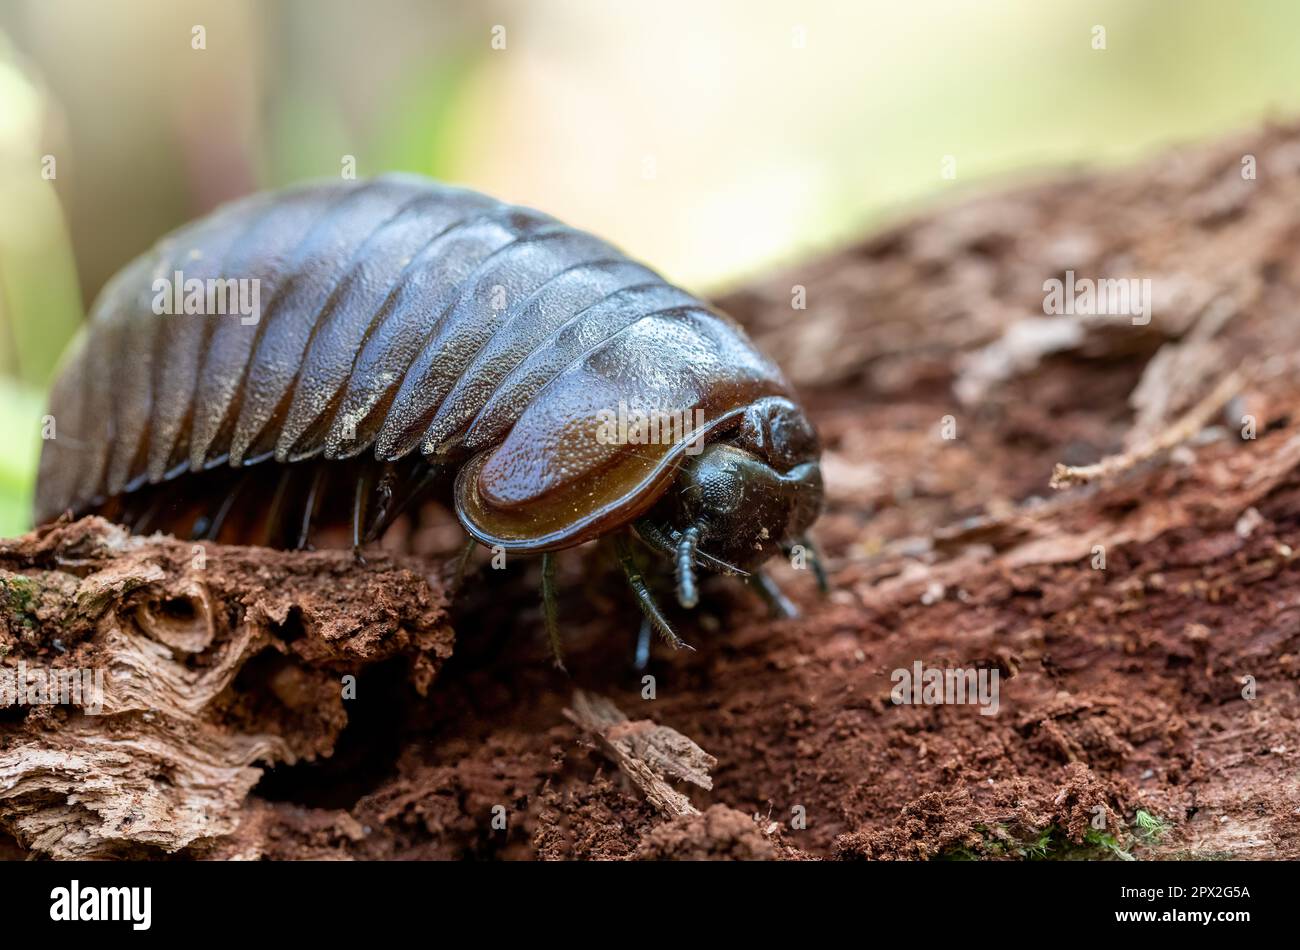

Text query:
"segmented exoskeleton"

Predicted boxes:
[[36, 175, 825, 662]]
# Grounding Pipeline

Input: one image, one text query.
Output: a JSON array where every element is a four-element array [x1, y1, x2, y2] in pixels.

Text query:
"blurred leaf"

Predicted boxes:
[[265, 86, 352, 185], [0, 41, 83, 387], [0, 376, 42, 535], [370, 51, 480, 179]]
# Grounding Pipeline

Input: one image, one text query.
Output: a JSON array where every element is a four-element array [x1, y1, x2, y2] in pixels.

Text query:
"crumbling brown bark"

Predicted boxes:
[[4, 122, 1300, 860], [0, 519, 451, 858]]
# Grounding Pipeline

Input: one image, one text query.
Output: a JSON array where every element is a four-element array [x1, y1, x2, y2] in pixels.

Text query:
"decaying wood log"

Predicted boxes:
[[0, 518, 451, 858], [7, 121, 1300, 860]]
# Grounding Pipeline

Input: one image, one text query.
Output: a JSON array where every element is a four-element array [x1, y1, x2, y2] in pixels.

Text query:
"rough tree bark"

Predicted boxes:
[[3, 122, 1299, 860]]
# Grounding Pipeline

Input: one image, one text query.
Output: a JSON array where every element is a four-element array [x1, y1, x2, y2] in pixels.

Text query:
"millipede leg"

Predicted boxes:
[[633, 519, 675, 557], [294, 465, 327, 551], [118, 485, 151, 533], [118, 497, 144, 532], [351, 465, 374, 563], [540, 552, 565, 672], [365, 460, 441, 544], [196, 471, 251, 541], [132, 487, 171, 535], [360, 461, 397, 544], [750, 568, 800, 619], [615, 533, 690, 651], [453, 537, 477, 589], [262, 467, 295, 548]]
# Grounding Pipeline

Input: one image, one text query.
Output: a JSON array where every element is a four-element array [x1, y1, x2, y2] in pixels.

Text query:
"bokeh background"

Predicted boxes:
[[2, 0, 1299, 534]]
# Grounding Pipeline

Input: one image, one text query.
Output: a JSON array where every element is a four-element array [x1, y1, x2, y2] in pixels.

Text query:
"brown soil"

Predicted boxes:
[[4, 122, 1300, 860]]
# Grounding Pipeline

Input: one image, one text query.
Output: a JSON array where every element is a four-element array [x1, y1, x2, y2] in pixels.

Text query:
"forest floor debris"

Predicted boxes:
[[5, 122, 1300, 859]]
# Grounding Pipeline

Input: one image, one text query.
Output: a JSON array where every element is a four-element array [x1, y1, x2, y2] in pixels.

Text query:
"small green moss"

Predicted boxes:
[[0, 572, 40, 635], [1133, 809, 1171, 844], [937, 811, 1170, 862], [0, 573, 38, 611], [1017, 829, 1055, 860], [1082, 828, 1135, 861]]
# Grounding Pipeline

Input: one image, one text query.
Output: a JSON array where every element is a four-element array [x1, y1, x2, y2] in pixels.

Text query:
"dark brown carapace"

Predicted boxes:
[[35, 175, 824, 658]]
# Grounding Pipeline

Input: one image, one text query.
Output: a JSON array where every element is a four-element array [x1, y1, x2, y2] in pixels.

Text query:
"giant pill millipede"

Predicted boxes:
[[34, 174, 824, 659]]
